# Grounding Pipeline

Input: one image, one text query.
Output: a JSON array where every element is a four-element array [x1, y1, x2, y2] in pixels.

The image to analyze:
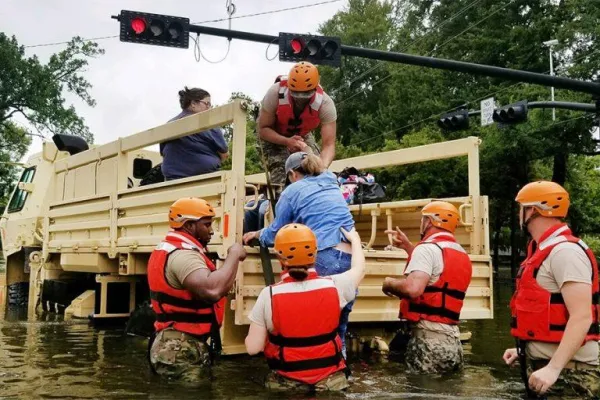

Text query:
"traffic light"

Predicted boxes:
[[437, 110, 470, 131], [279, 32, 341, 67], [493, 101, 528, 124], [115, 10, 190, 49]]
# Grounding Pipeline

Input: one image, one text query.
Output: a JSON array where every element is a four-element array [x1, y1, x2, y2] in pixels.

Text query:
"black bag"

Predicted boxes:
[[355, 182, 387, 204], [336, 167, 387, 205]]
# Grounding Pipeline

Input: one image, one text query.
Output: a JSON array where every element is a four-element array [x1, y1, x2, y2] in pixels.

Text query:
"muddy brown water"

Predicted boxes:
[[0, 271, 531, 399]]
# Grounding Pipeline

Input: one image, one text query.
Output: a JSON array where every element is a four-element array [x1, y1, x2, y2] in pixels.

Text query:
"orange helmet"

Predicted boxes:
[[168, 197, 215, 229], [274, 223, 317, 267], [422, 201, 460, 233], [515, 181, 569, 218], [288, 62, 320, 92]]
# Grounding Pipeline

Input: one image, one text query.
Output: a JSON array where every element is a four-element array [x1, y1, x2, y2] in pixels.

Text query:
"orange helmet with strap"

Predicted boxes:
[[515, 180, 570, 218], [168, 197, 215, 229], [274, 223, 317, 267], [422, 201, 460, 233], [288, 62, 320, 92]]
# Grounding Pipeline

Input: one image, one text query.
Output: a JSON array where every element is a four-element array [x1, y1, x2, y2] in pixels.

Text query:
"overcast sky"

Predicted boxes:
[[2, 0, 347, 160]]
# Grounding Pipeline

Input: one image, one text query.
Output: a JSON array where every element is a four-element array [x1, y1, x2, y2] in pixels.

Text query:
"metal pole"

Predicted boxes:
[[549, 47, 556, 120], [184, 23, 600, 96]]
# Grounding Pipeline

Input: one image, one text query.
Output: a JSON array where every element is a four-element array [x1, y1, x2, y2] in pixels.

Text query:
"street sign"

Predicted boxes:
[[481, 97, 495, 126]]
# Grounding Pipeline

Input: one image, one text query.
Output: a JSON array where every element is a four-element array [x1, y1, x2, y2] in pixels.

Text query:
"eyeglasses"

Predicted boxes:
[[193, 99, 212, 108]]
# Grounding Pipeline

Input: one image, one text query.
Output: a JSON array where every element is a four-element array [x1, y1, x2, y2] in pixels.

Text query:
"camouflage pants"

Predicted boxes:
[[529, 360, 600, 399], [264, 370, 349, 392], [149, 328, 211, 382], [405, 329, 463, 374], [257, 133, 320, 187]]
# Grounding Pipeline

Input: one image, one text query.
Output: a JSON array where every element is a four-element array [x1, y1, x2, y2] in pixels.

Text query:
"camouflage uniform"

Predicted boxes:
[[149, 328, 212, 382], [405, 328, 463, 374], [529, 359, 600, 399], [264, 370, 348, 392], [257, 133, 321, 187]]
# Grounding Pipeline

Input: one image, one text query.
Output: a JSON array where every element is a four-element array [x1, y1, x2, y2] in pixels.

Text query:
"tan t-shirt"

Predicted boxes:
[[248, 270, 356, 332], [526, 241, 599, 365], [404, 241, 461, 338], [165, 249, 208, 289], [261, 83, 337, 124]]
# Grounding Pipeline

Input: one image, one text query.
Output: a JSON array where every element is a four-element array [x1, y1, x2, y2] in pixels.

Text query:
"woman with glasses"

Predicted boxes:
[[160, 87, 229, 181]]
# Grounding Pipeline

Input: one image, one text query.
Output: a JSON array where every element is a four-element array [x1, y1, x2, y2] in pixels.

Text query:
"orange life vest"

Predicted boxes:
[[510, 224, 600, 343], [264, 269, 346, 385], [147, 231, 225, 338], [274, 77, 324, 138], [399, 232, 472, 325]]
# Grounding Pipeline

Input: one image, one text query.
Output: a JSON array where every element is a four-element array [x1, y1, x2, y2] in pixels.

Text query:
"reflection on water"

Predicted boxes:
[[0, 272, 526, 399]]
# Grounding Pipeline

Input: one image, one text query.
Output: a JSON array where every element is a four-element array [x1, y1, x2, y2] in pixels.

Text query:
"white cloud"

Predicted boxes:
[[1, 0, 347, 160]]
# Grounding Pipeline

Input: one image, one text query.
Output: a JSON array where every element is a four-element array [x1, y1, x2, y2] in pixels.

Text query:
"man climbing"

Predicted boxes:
[[257, 61, 337, 187], [147, 197, 246, 382], [503, 181, 600, 398], [381, 201, 472, 374]]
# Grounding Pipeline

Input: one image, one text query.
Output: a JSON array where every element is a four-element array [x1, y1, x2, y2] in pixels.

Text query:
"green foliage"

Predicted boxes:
[[221, 92, 262, 175], [0, 34, 103, 141], [316, 0, 600, 251], [0, 122, 31, 211], [581, 234, 600, 256], [0, 33, 103, 210]]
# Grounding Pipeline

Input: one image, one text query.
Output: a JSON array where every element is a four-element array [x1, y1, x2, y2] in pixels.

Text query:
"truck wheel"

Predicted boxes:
[[7, 282, 29, 307]]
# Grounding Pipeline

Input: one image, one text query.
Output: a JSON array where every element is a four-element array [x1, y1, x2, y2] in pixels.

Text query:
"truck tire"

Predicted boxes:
[[139, 164, 165, 186], [7, 282, 29, 307]]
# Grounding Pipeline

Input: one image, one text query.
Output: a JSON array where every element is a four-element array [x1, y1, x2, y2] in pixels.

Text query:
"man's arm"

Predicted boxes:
[[528, 281, 593, 394], [245, 322, 268, 355], [258, 109, 290, 146], [319, 121, 336, 167], [382, 271, 430, 299], [182, 244, 246, 303], [219, 152, 229, 161]]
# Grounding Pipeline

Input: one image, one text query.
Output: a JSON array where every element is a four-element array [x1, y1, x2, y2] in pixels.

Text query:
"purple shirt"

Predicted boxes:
[[160, 110, 228, 180]]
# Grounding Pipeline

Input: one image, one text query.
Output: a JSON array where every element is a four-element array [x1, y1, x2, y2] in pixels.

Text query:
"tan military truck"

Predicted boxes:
[[0, 100, 492, 354]]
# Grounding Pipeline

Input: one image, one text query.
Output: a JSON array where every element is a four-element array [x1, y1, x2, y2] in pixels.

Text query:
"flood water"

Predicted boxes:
[[0, 270, 530, 400]]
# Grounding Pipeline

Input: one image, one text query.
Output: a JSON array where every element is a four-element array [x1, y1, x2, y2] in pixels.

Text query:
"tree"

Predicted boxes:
[[221, 92, 262, 175], [0, 123, 31, 210], [0, 34, 103, 209], [318, 0, 600, 271]]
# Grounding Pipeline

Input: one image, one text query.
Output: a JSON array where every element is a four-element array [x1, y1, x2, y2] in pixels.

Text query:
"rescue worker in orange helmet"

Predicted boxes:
[[257, 61, 337, 187], [147, 197, 247, 382], [245, 224, 365, 391], [502, 181, 600, 398], [382, 201, 472, 374]]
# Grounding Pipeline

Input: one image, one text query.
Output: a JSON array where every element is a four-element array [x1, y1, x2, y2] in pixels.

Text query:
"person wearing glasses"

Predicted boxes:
[[160, 87, 229, 181]]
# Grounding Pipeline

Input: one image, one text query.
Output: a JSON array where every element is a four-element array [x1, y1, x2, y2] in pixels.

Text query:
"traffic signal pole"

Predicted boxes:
[[183, 23, 600, 97], [466, 101, 597, 117]]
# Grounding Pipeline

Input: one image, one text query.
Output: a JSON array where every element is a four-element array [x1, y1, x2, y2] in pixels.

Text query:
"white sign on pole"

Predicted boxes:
[[480, 97, 495, 126]]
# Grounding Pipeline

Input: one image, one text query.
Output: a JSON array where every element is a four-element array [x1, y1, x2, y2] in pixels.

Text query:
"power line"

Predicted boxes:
[[24, 0, 342, 49], [336, 0, 516, 108], [330, 0, 484, 96]]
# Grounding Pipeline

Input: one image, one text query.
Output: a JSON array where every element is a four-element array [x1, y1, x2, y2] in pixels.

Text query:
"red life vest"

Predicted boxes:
[[399, 232, 472, 325], [510, 224, 600, 343], [274, 77, 325, 138], [263, 269, 346, 385], [147, 231, 225, 338]]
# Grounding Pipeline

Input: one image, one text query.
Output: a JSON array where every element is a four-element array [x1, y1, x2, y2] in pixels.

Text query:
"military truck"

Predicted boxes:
[[0, 100, 492, 354]]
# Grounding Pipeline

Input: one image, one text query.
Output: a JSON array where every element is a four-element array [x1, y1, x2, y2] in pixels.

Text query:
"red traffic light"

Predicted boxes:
[[130, 17, 146, 34], [290, 38, 304, 54]]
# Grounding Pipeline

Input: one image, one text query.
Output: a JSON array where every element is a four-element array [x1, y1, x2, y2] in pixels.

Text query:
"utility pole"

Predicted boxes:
[[543, 39, 559, 121]]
